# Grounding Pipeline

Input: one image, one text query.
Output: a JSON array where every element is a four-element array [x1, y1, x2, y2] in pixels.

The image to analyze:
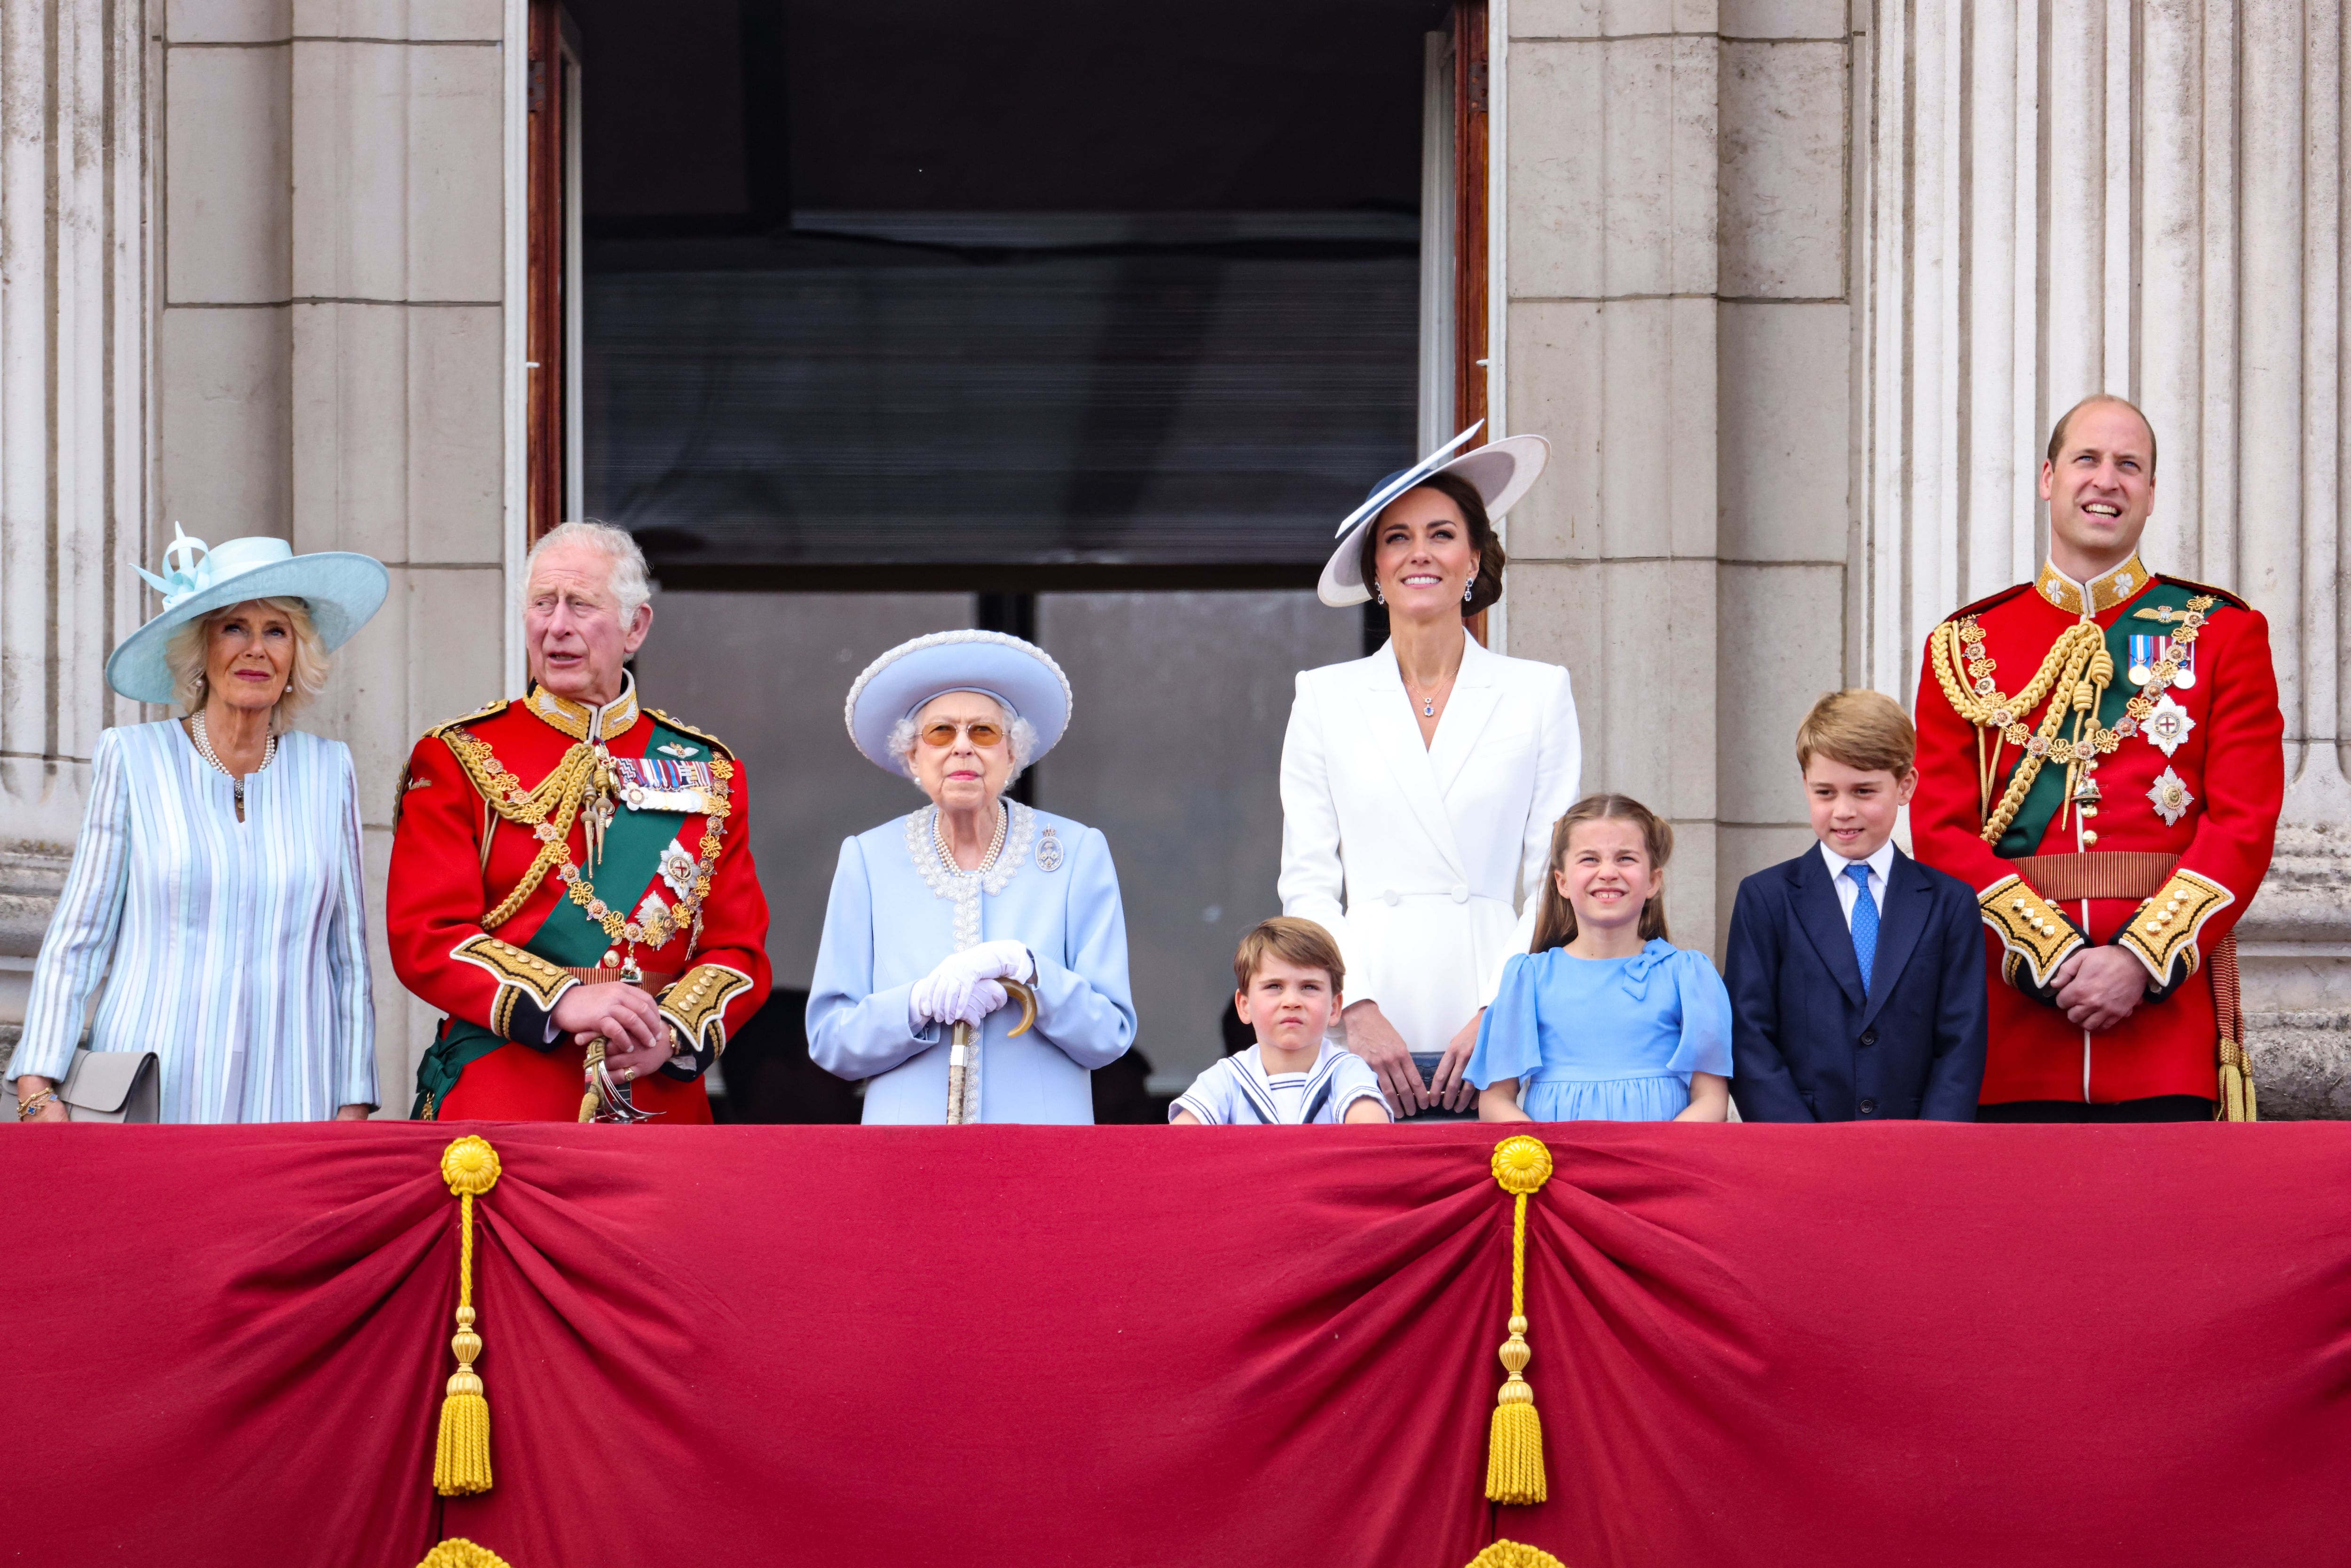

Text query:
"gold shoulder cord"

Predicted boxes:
[[440, 730, 602, 930], [1929, 593, 2217, 845], [439, 727, 734, 961]]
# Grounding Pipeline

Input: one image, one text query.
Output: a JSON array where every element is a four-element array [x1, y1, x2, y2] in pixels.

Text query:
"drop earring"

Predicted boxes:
[[1463, 580, 1475, 603], [1373, 585, 1385, 606]]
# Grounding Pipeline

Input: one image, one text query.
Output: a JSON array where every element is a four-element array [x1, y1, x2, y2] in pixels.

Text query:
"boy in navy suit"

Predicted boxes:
[[1728, 691, 1987, 1121]]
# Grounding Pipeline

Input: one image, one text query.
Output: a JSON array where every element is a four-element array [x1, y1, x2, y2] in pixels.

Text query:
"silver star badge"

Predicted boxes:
[[2142, 692, 2195, 756], [2146, 766, 2195, 827]]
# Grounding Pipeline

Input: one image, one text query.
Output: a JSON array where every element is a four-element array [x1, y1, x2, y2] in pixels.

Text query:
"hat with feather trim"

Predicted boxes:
[[104, 524, 390, 705], [843, 629, 1073, 777], [1317, 423, 1553, 607]]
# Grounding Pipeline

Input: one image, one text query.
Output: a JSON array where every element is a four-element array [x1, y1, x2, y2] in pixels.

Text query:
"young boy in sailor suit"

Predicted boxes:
[[1172, 919, 1390, 1126]]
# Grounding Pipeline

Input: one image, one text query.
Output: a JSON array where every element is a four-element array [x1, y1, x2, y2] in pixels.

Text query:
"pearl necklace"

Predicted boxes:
[[189, 709, 277, 811], [934, 803, 1008, 875]]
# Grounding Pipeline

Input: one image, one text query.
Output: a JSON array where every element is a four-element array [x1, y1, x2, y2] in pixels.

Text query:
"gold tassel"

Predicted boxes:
[[2217, 1039, 2257, 1123], [1485, 1135, 1555, 1505], [416, 1539, 514, 1568], [1464, 1543, 1568, 1568], [434, 1136, 503, 1497], [578, 1037, 607, 1124]]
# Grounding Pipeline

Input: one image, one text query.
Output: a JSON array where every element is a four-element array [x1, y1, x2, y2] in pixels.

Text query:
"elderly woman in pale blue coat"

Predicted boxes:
[[808, 630, 1135, 1123]]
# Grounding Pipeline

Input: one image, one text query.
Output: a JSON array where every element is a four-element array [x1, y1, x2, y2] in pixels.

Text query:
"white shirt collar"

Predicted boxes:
[[1820, 836, 1897, 887]]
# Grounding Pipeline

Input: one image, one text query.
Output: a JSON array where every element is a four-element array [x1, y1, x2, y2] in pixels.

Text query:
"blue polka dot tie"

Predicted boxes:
[[1846, 860, 1878, 997]]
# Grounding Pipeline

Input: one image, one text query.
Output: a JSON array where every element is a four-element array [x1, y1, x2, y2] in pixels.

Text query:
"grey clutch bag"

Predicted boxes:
[[56, 1049, 160, 1123]]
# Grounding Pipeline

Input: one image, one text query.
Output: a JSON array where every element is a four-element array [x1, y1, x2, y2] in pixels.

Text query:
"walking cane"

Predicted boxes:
[[947, 977, 1038, 1125]]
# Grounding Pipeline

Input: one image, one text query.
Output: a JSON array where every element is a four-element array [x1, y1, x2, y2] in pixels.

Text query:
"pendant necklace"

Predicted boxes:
[[189, 709, 277, 812]]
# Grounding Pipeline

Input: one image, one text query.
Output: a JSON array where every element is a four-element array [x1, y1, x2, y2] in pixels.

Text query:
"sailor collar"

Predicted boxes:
[[2035, 553, 2150, 617], [528, 672, 641, 743]]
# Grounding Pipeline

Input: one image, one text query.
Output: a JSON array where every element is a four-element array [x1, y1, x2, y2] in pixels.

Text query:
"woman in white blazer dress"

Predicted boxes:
[[1279, 427, 1581, 1118]]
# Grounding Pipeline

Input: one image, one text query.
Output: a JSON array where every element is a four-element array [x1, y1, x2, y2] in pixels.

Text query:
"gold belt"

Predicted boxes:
[[558, 966, 680, 992], [2010, 851, 2177, 903]]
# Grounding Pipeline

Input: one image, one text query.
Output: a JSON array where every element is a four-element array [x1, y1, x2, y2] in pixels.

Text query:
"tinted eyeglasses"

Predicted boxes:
[[919, 719, 1006, 748]]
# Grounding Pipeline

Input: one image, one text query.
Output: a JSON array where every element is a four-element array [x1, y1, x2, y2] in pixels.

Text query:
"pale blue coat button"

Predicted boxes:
[[1450, 883, 1470, 904]]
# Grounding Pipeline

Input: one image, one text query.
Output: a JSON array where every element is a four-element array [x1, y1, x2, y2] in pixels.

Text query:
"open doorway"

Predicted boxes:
[[545, 0, 1485, 1116]]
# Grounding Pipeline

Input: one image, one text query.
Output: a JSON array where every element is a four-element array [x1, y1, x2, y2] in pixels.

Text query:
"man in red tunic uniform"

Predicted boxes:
[[1910, 395, 2284, 1121], [389, 521, 772, 1121]]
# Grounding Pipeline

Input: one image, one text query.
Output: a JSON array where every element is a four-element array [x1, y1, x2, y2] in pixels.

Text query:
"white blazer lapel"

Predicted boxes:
[[1428, 636, 1504, 799], [1358, 649, 1469, 880]]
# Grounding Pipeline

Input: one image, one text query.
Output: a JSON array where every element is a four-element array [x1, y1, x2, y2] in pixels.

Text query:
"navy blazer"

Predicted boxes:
[[1725, 845, 1987, 1122]]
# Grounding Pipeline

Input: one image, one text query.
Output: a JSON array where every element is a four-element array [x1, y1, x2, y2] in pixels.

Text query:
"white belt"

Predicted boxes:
[[1356, 884, 1507, 907]]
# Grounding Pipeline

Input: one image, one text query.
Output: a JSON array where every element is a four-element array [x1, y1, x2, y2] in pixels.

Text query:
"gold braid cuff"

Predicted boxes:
[[1978, 874, 2089, 993], [657, 963, 756, 1057], [2117, 868, 2234, 988], [451, 934, 578, 1039]]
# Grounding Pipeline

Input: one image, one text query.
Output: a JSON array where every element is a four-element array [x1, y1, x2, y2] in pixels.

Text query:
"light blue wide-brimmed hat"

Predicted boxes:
[[104, 525, 391, 705], [844, 629, 1073, 777], [1318, 421, 1553, 607]]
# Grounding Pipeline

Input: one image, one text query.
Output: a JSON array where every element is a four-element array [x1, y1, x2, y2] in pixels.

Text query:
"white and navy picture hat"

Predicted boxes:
[[1317, 422, 1552, 607]]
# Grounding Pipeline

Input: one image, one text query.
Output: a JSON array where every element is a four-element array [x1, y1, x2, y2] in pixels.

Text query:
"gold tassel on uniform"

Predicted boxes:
[[1485, 1135, 1554, 1505], [434, 1135, 502, 1497], [2209, 932, 2257, 1122]]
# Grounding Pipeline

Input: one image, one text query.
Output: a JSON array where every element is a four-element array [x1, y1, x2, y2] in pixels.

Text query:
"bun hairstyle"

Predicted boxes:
[[1529, 793, 1675, 953], [1356, 470, 1508, 617]]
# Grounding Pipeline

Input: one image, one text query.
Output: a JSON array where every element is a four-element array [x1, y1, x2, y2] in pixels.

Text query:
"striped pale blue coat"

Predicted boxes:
[[14, 721, 377, 1121]]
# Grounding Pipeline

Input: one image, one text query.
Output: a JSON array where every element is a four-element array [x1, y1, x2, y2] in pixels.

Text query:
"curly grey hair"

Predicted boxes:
[[527, 519, 654, 623], [887, 692, 1040, 786]]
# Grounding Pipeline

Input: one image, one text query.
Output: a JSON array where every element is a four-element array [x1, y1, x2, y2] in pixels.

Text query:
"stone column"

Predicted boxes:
[[1859, 0, 2351, 1111], [1495, 0, 1854, 952], [0, 0, 150, 1062]]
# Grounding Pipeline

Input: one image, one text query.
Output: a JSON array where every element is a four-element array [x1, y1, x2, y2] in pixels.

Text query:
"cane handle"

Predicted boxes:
[[1002, 977, 1037, 1039]]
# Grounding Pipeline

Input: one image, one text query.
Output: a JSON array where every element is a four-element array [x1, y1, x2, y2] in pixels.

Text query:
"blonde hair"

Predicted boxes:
[[1530, 794, 1674, 953], [1233, 916, 1345, 994], [1795, 689, 1917, 777], [164, 597, 329, 729]]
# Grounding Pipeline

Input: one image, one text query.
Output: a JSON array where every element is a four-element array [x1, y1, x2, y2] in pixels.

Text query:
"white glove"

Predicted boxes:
[[907, 942, 1033, 1032]]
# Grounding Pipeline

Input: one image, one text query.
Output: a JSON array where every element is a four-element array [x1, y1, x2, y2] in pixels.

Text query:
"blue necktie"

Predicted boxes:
[[1845, 861, 1878, 997]]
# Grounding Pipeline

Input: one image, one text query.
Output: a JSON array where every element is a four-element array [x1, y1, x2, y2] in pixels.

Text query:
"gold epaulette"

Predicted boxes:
[[2117, 868, 2234, 987], [646, 708, 735, 761], [2154, 574, 2249, 611], [1978, 873, 2088, 992], [426, 697, 512, 739]]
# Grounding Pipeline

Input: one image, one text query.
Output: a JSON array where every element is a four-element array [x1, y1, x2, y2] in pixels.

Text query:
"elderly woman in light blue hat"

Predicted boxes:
[[10, 528, 388, 1124], [807, 630, 1136, 1124]]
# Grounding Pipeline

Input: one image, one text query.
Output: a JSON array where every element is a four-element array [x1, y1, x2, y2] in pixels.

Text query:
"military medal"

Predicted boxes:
[[2142, 692, 2195, 757], [2147, 766, 2194, 826]]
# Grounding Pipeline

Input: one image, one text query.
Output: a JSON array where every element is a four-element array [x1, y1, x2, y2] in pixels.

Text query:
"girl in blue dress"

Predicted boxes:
[[1469, 793, 1732, 1122]]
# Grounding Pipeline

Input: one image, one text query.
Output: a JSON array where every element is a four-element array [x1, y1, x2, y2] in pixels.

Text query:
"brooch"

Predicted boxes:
[[2142, 692, 2195, 757], [2147, 766, 2195, 827], [1036, 826, 1065, 873]]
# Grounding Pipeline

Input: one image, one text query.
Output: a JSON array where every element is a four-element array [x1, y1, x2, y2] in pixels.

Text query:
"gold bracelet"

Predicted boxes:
[[16, 1089, 57, 1122]]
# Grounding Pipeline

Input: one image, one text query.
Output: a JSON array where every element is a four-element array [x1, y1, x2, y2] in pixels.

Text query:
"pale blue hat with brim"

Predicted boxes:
[[1318, 421, 1553, 607], [844, 629, 1073, 777], [104, 525, 391, 705]]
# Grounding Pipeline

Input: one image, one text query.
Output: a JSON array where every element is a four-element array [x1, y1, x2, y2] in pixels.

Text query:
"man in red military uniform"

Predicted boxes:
[[390, 521, 772, 1121], [1911, 395, 2284, 1121]]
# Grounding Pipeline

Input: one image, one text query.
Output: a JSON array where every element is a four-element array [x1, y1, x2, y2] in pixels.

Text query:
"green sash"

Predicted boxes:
[[414, 719, 711, 1116], [1995, 581, 2203, 859]]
